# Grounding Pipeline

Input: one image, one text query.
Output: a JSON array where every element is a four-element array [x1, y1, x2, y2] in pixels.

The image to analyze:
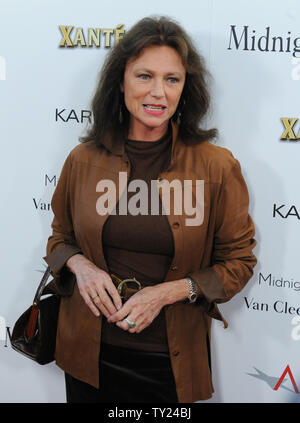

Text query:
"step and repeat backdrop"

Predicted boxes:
[[0, 0, 299, 403]]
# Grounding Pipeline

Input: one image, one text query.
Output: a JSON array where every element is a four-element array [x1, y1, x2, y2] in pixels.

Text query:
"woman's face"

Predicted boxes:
[[121, 45, 186, 141]]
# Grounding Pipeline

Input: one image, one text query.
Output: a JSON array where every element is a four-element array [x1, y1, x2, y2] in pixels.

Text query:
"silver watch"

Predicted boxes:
[[186, 276, 197, 303]]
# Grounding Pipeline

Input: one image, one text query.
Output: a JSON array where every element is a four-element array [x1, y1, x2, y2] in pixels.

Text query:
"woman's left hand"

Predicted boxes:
[[107, 278, 192, 333], [107, 285, 167, 333]]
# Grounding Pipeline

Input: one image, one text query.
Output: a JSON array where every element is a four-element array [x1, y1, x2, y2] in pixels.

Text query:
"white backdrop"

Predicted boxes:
[[0, 0, 299, 403]]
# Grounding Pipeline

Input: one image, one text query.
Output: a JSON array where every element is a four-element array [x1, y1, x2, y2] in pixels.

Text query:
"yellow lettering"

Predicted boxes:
[[115, 24, 125, 44], [102, 28, 114, 48], [88, 28, 101, 47], [73, 28, 86, 47], [280, 118, 298, 140], [59, 25, 74, 47]]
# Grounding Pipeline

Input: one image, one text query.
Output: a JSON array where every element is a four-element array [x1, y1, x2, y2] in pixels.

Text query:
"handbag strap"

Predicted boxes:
[[25, 266, 53, 341], [33, 266, 52, 306]]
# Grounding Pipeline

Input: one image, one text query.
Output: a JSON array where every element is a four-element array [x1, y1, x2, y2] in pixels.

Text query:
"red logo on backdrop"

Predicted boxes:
[[247, 364, 299, 394], [274, 365, 299, 393]]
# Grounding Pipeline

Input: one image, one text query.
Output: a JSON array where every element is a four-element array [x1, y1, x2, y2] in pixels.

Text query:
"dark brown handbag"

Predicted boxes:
[[10, 266, 60, 365]]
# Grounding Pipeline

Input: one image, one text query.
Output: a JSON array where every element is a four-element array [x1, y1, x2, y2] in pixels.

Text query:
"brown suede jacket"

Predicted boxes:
[[44, 121, 257, 402]]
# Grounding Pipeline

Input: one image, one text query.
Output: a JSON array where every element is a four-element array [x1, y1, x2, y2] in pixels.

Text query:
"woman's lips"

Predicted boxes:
[[143, 104, 167, 115]]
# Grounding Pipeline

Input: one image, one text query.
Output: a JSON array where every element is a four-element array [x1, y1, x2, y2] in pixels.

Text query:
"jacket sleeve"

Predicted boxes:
[[43, 152, 82, 296], [188, 158, 257, 325]]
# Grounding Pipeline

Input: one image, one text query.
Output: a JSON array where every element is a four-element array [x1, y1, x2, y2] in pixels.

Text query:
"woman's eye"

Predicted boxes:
[[168, 77, 179, 84], [138, 74, 151, 80]]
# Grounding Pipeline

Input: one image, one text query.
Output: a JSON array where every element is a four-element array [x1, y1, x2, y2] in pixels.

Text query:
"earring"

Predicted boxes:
[[176, 97, 185, 125], [177, 110, 181, 125]]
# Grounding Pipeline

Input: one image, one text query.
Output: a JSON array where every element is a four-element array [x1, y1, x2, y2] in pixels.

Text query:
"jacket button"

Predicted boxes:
[[172, 222, 180, 229], [171, 265, 178, 271], [172, 351, 180, 357]]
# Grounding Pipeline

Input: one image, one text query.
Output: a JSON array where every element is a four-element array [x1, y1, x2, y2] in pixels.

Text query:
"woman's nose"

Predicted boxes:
[[150, 78, 165, 98]]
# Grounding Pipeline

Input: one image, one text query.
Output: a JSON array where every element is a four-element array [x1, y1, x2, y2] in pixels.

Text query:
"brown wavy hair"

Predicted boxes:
[[81, 16, 217, 147]]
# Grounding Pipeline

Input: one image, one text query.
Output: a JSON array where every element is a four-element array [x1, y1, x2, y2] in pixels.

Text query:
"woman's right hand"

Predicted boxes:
[[66, 254, 122, 318]]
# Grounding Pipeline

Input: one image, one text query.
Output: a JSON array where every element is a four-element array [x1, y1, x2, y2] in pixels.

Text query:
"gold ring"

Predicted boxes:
[[91, 295, 99, 301]]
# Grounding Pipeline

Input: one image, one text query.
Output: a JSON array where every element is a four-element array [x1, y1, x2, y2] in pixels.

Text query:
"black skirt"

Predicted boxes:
[[65, 342, 178, 403]]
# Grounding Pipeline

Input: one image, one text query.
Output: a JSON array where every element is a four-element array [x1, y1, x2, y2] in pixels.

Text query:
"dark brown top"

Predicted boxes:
[[101, 129, 174, 351]]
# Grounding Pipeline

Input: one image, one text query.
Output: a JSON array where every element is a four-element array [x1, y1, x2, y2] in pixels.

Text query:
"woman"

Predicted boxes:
[[44, 16, 257, 403]]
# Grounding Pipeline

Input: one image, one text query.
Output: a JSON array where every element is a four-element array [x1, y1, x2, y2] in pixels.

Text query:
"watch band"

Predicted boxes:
[[186, 276, 197, 303]]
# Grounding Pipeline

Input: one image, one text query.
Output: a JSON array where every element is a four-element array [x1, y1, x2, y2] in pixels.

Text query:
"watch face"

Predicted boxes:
[[189, 293, 197, 303]]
